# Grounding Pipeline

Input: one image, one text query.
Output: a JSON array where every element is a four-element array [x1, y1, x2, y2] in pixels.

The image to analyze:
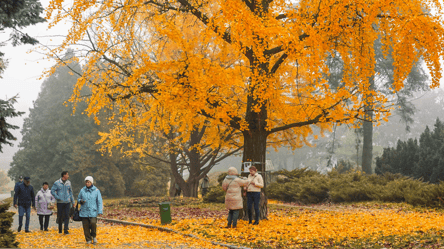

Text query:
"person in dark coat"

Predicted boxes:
[[201, 174, 210, 197], [13, 176, 36, 232], [14, 175, 23, 189]]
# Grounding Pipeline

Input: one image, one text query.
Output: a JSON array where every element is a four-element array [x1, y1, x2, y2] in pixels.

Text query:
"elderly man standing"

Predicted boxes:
[[51, 171, 75, 234], [13, 176, 36, 233]]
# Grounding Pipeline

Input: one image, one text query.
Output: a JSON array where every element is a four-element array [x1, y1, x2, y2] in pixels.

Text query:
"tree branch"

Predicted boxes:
[[270, 53, 288, 74], [175, 0, 233, 44]]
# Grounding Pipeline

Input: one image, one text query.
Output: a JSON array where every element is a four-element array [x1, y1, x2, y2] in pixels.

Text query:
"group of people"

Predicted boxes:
[[174, 174, 210, 197], [13, 171, 103, 245], [222, 166, 264, 228]]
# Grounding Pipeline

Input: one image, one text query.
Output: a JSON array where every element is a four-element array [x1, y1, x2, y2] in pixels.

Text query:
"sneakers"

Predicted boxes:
[[253, 221, 259, 225], [25, 230, 31, 233], [64, 230, 69, 235], [93, 238, 98, 244], [86, 241, 92, 244]]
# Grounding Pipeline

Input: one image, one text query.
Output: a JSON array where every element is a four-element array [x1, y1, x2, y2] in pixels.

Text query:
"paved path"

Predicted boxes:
[[0, 193, 11, 201], [7, 206, 83, 232]]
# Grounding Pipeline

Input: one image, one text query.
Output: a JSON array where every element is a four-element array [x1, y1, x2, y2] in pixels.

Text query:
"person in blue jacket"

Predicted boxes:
[[51, 171, 75, 234], [13, 176, 36, 232], [78, 176, 103, 245]]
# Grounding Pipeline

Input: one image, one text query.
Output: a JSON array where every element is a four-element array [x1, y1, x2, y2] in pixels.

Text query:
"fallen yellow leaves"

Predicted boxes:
[[15, 223, 224, 248], [133, 208, 444, 248]]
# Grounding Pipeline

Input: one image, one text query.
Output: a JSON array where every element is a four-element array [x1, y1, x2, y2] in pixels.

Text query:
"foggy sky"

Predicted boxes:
[[0, 0, 67, 171]]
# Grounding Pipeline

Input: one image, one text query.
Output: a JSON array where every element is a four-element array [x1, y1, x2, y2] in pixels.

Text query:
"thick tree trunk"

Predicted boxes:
[[240, 104, 269, 220], [362, 118, 373, 174], [362, 75, 374, 174], [181, 178, 199, 197]]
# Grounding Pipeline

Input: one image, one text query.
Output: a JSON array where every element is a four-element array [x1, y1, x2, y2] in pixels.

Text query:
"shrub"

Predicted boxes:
[[0, 201, 18, 248], [296, 175, 330, 204], [268, 168, 444, 208], [203, 186, 225, 203]]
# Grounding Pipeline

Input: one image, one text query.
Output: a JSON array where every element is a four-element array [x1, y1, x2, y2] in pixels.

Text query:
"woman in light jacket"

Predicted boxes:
[[35, 182, 55, 231], [77, 176, 103, 245], [222, 167, 249, 228], [245, 166, 264, 225]]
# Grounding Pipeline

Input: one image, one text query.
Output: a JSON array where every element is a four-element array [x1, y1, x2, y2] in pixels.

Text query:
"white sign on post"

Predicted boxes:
[[242, 162, 252, 173]]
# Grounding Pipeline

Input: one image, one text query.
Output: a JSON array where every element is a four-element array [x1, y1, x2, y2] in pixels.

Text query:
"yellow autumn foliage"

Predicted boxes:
[[43, 0, 444, 161]]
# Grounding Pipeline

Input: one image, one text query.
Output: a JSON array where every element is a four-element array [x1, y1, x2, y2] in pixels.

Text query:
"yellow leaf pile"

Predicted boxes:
[[15, 223, 223, 248], [134, 208, 444, 248]]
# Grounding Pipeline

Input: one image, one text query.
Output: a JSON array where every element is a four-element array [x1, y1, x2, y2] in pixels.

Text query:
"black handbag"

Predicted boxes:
[[73, 203, 82, 222]]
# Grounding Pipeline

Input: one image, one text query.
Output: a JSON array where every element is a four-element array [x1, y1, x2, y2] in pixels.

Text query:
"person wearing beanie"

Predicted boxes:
[[221, 167, 249, 228], [77, 176, 103, 245]]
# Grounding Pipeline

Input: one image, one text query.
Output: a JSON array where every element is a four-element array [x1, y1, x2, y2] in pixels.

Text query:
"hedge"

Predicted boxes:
[[268, 168, 444, 207]]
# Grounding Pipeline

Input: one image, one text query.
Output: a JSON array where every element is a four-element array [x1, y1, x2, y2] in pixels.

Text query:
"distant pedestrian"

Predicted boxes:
[[35, 182, 55, 231], [222, 167, 249, 228], [78, 176, 103, 245], [14, 176, 23, 189], [201, 174, 210, 197], [245, 166, 264, 225], [175, 183, 181, 197], [51, 171, 75, 234], [13, 176, 36, 232]]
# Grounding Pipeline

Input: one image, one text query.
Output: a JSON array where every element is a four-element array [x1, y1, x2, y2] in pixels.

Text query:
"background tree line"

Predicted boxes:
[[7, 50, 170, 197]]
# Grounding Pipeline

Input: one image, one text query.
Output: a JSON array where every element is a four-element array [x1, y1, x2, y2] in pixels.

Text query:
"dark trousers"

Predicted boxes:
[[57, 203, 70, 232], [201, 188, 208, 197], [18, 205, 31, 231], [247, 192, 261, 222], [38, 215, 50, 230], [81, 217, 97, 242], [227, 209, 240, 227]]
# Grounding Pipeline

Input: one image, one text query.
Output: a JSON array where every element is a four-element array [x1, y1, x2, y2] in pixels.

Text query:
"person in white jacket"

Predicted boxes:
[[35, 182, 55, 231], [244, 166, 264, 225]]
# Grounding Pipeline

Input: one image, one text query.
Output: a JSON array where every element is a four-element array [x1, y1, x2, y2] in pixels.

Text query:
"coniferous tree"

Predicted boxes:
[[0, 0, 45, 72], [376, 118, 444, 183], [0, 97, 24, 153], [7, 50, 129, 196]]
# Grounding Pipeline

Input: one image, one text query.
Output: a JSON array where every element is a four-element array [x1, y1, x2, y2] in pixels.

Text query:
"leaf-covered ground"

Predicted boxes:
[[15, 197, 444, 248], [103, 197, 444, 248], [15, 223, 224, 248]]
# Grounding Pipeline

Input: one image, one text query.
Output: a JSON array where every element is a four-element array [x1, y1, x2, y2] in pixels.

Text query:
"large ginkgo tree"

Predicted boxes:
[[45, 0, 444, 181]]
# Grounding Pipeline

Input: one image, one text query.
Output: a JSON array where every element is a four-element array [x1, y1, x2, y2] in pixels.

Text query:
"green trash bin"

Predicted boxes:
[[159, 202, 172, 224]]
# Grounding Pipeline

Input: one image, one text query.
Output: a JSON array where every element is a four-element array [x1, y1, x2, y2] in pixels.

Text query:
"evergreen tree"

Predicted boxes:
[[0, 96, 24, 153], [0, 0, 45, 72], [376, 118, 444, 183], [7, 50, 128, 196]]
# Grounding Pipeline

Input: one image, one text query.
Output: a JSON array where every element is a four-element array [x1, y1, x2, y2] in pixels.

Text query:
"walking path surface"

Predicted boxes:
[[0, 193, 11, 201], [1, 198, 230, 248], [7, 206, 83, 232]]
